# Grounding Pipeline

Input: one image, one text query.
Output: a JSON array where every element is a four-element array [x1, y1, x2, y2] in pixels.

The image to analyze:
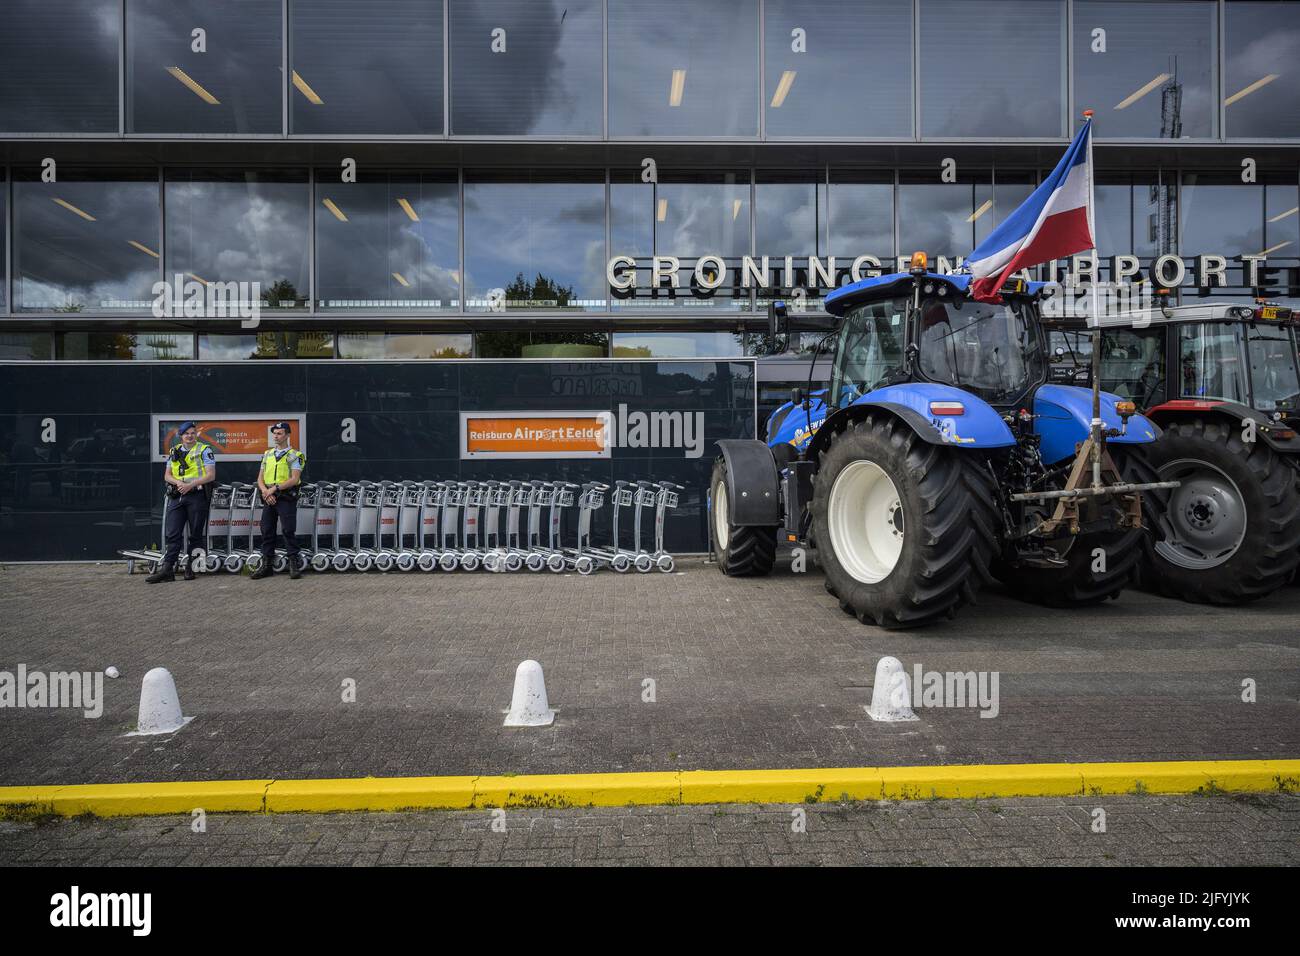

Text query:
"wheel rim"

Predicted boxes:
[[828, 459, 905, 584], [1154, 458, 1248, 570], [713, 481, 730, 550]]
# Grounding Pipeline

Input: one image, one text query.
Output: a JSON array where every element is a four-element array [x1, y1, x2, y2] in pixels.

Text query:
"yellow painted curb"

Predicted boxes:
[[267, 776, 476, 813], [0, 760, 1295, 818], [474, 772, 680, 809]]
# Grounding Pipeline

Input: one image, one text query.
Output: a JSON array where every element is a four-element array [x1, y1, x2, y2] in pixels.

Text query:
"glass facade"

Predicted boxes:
[[1075, 1, 1218, 139], [1225, 1, 1300, 139], [290, 0, 445, 136], [164, 169, 311, 309], [0, 0, 119, 134], [450, 0, 602, 136], [13, 168, 160, 313], [314, 170, 459, 311], [127, 0, 284, 135]]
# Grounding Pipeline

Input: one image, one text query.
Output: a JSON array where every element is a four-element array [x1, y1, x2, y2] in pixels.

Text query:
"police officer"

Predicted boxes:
[[251, 422, 306, 580], [146, 421, 216, 583]]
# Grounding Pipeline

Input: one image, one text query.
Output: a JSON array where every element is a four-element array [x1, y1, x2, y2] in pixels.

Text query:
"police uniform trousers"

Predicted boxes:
[[163, 490, 210, 568], [260, 495, 300, 561]]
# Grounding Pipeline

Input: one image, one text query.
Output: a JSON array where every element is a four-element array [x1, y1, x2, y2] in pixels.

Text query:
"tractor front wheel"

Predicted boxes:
[[1141, 418, 1300, 604], [812, 416, 998, 629], [709, 458, 777, 576]]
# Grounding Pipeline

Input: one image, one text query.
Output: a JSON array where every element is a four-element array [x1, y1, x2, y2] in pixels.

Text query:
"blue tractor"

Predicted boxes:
[[709, 254, 1175, 629]]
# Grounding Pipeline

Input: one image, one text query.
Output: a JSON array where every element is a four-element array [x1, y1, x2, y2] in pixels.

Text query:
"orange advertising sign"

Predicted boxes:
[[153, 415, 306, 461], [461, 411, 612, 459]]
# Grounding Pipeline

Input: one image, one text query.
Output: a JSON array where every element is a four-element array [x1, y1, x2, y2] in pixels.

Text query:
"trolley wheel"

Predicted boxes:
[[546, 553, 566, 573], [525, 554, 546, 572], [332, 555, 352, 572], [505, 553, 524, 573], [246, 554, 264, 573], [272, 554, 289, 573], [352, 554, 373, 572], [461, 553, 482, 572], [205, 554, 222, 573], [396, 553, 416, 571], [634, 554, 654, 573], [656, 554, 675, 573], [417, 554, 437, 572], [295, 554, 310, 572], [311, 553, 331, 572], [374, 553, 395, 573], [224, 555, 244, 573], [612, 553, 632, 573], [126, 559, 136, 575], [483, 553, 501, 573], [576, 556, 596, 575]]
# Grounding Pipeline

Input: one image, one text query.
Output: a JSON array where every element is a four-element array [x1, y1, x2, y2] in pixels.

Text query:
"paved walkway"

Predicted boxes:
[[1, 561, 1298, 786], [2, 794, 1295, 866]]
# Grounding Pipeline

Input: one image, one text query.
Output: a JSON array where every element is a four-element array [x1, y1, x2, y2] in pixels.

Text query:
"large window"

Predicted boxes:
[[920, 0, 1065, 138], [127, 0, 283, 134], [609, 0, 759, 137], [0, 0, 119, 133], [763, 0, 911, 138], [198, 332, 333, 360], [898, 171, 989, 265], [610, 170, 751, 310], [1225, 1, 1300, 139], [613, 332, 747, 358], [463, 171, 606, 311], [1075, 1, 1217, 139], [165, 170, 310, 309], [756, 173, 818, 257], [824, 173, 894, 261], [315, 171, 459, 311], [450, 0, 602, 136], [58, 333, 194, 361], [290, 0, 444, 135], [336, 333, 472, 359], [13, 169, 161, 313]]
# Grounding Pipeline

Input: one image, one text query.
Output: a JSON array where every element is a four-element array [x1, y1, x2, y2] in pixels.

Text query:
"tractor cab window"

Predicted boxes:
[[828, 300, 908, 408], [1247, 325, 1300, 412], [1179, 323, 1250, 404], [1046, 327, 1166, 406], [917, 297, 1043, 405]]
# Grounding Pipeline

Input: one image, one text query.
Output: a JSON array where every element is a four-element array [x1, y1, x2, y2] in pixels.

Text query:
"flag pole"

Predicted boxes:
[[1081, 109, 1103, 490]]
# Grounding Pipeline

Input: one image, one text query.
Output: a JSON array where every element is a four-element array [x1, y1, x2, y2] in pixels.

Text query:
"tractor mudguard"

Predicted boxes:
[[1145, 399, 1300, 456], [714, 439, 782, 526], [1033, 383, 1160, 466], [848, 384, 1017, 449]]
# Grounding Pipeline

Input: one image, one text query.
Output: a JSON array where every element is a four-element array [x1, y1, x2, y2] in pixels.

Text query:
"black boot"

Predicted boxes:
[[249, 564, 274, 580], [183, 558, 196, 581], [289, 562, 302, 580], [145, 565, 175, 584]]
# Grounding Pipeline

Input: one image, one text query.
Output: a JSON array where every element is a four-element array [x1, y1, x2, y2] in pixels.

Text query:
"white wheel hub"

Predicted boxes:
[[713, 480, 730, 550], [828, 460, 905, 584]]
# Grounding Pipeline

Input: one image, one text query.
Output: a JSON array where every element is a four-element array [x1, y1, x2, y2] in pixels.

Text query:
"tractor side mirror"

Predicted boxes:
[[767, 299, 789, 338], [790, 386, 805, 408]]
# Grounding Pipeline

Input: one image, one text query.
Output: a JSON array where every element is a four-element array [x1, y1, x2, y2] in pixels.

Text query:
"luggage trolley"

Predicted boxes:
[[605, 481, 641, 573], [119, 490, 173, 575], [371, 481, 403, 572], [222, 483, 258, 572], [501, 480, 544, 572], [629, 481, 660, 573], [287, 483, 317, 572], [480, 481, 524, 572], [436, 481, 471, 571], [457, 481, 486, 571], [309, 482, 340, 571], [330, 482, 362, 571], [347, 480, 382, 571], [525, 481, 567, 573], [394, 481, 425, 571], [650, 481, 683, 573], [415, 480, 446, 571], [243, 488, 268, 573], [546, 481, 595, 574], [570, 481, 627, 573], [199, 483, 234, 572]]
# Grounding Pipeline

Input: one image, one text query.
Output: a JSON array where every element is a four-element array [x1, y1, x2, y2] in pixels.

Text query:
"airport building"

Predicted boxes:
[[0, 0, 1297, 559]]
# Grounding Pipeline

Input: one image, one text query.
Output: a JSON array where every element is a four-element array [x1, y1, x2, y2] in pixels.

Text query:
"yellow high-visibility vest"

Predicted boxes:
[[168, 442, 211, 481], [261, 447, 306, 486]]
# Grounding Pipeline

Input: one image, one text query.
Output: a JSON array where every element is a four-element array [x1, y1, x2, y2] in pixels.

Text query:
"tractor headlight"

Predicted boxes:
[[924, 283, 935, 294]]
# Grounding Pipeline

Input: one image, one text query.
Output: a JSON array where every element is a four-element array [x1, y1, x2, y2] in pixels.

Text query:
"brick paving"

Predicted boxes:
[[1, 560, 1298, 787], [2, 794, 1296, 867]]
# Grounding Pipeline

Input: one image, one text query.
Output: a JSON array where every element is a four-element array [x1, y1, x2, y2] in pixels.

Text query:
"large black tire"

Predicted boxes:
[[709, 458, 777, 576], [811, 416, 999, 629], [993, 447, 1157, 606], [1139, 417, 1300, 604]]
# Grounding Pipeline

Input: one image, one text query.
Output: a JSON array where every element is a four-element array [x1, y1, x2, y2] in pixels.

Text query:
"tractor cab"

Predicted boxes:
[[822, 258, 1048, 416]]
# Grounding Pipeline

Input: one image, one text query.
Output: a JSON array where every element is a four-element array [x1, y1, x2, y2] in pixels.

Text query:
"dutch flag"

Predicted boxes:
[[967, 116, 1095, 302]]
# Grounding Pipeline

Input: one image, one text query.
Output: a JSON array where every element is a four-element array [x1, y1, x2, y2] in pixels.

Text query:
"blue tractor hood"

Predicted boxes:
[[1033, 384, 1160, 465], [824, 271, 1047, 316]]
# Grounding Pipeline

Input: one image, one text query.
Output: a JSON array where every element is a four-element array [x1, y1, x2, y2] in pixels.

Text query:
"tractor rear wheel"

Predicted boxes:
[[709, 458, 777, 576], [1140, 417, 1300, 604], [992, 447, 1156, 606], [811, 416, 998, 629]]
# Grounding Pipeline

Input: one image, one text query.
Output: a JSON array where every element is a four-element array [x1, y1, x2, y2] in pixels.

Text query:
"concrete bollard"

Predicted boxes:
[[866, 656, 918, 722], [132, 667, 192, 735], [503, 660, 556, 727]]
